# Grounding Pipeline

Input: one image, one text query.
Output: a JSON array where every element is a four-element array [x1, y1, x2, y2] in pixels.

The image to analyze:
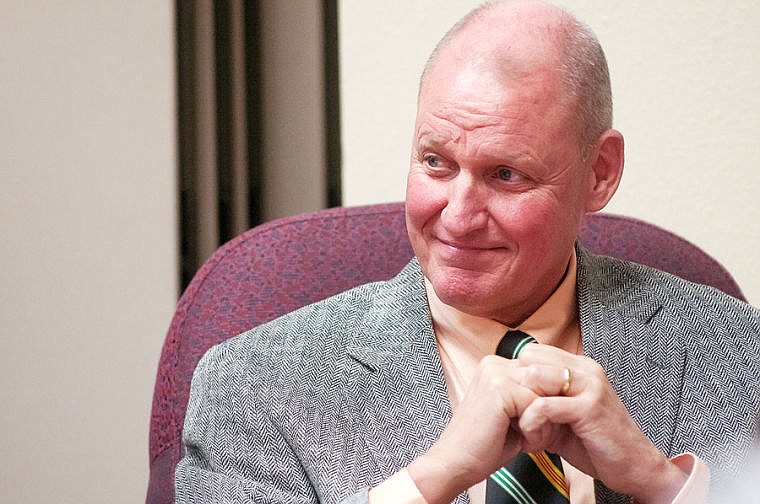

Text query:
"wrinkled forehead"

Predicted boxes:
[[416, 34, 578, 145], [418, 56, 567, 125]]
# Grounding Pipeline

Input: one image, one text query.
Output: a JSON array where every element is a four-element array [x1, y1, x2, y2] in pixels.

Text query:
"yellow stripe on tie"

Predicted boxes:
[[528, 452, 570, 499]]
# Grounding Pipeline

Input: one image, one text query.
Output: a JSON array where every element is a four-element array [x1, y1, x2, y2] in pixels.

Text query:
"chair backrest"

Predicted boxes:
[[146, 202, 744, 503]]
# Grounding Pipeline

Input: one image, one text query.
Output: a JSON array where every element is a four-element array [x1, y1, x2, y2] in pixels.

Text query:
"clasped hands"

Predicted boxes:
[[408, 345, 688, 504]]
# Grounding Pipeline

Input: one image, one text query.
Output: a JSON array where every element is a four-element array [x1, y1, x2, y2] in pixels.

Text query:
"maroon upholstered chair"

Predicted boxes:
[[146, 202, 744, 503]]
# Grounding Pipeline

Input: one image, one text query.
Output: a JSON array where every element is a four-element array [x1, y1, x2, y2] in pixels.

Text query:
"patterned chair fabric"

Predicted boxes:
[[146, 202, 744, 503]]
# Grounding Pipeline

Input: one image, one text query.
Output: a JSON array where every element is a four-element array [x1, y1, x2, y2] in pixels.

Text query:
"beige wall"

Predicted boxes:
[[260, 0, 328, 221], [0, 1, 177, 502], [339, 0, 760, 304]]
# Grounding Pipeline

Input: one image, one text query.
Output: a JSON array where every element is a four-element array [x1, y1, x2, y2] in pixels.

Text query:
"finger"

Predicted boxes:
[[518, 396, 575, 450], [517, 343, 595, 372], [444, 357, 546, 472], [455, 355, 543, 432], [517, 364, 577, 397], [468, 361, 575, 460], [517, 368, 625, 454], [518, 391, 576, 441], [469, 357, 543, 418], [519, 367, 601, 430], [516, 368, 598, 451], [518, 346, 609, 395], [518, 391, 654, 480]]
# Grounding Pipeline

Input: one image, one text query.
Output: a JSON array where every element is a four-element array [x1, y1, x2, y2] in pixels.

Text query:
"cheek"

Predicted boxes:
[[496, 205, 551, 249], [493, 195, 577, 250], [405, 172, 443, 231]]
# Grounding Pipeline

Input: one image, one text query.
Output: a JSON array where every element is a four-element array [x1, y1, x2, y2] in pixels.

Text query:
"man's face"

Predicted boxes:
[[406, 60, 595, 325]]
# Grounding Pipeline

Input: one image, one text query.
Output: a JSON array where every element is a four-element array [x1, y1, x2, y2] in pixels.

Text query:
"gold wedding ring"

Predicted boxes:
[[560, 367, 572, 395]]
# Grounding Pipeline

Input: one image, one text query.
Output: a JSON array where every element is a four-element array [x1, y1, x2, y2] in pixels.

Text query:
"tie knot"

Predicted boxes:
[[495, 330, 536, 359]]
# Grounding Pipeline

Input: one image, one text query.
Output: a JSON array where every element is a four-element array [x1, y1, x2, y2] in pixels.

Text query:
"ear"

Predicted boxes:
[[584, 129, 625, 212]]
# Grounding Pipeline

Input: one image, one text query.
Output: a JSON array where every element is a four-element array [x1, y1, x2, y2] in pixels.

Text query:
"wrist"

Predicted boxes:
[[368, 469, 429, 504], [629, 455, 689, 504], [407, 451, 473, 504]]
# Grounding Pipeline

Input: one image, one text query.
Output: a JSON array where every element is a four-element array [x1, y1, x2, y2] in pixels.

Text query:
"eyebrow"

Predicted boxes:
[[415, 131, 452, 149], [416, 130, 439, 143]]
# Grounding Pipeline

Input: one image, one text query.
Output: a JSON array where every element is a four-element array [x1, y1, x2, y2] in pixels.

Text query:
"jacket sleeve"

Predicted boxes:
[[174, 339, 370, 504]]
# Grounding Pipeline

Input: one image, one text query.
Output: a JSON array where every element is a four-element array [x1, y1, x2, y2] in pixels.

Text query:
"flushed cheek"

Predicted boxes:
[[405, 176, 445, 233], [490, 201, 562, 255], [506, 210, 578, 274], [405, 206, 437, 261]]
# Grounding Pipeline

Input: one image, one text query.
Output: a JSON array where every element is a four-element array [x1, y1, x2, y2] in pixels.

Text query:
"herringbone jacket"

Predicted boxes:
[[175, 246, 760, 503]]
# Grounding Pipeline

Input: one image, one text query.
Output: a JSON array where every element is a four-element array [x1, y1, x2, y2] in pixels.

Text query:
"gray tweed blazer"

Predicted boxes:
[[175, 246, 760, 503]]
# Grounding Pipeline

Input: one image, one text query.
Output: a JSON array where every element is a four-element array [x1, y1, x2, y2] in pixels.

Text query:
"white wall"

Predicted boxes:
[[339, 0, 760, 304], [0, 1, 177, 502]]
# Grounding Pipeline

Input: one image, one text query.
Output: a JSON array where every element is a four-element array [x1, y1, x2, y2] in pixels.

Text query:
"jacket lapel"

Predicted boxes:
[[345, 259, 456, 484], [577, 246, 687, 454]]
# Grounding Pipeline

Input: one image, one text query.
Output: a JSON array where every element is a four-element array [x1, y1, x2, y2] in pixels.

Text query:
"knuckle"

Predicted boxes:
[[523, 365, 543, 382], [586, 358, 607, 378]]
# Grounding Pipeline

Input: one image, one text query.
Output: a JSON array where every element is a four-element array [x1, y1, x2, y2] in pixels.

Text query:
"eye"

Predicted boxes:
[[494, 167, 530, 187], [497, 167, 513, 181], [423, 154, 442, 167]]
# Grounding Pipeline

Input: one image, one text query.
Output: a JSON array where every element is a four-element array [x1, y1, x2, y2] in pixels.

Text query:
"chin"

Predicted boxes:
[[430, 271, 496, 311]]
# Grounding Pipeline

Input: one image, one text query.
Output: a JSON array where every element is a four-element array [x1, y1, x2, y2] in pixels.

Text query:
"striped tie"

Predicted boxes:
[[486, 330, 570, 504]]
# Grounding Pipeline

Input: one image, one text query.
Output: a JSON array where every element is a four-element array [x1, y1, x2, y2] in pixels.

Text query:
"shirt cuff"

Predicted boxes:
[[669, 452, 710, 504], [368, 468, 428, 504]]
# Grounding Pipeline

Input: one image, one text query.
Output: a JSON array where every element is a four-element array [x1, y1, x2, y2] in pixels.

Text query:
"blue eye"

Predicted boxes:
[[424, 155, 441, 167], [497, 168, 513, 181]]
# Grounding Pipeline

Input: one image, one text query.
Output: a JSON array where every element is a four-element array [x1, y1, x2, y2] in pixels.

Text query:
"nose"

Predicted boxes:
[[440, 173, 489, 236]]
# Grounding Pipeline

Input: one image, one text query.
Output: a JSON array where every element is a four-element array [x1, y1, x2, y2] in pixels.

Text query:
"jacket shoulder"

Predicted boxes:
[[196, 258, 426, 372]]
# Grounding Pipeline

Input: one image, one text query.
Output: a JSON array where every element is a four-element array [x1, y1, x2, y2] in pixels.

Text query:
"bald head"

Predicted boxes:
[[420, 0, 612, 153]]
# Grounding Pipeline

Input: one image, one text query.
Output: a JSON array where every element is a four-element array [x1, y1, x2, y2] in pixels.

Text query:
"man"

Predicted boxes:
[[175, 1, 760, 503]]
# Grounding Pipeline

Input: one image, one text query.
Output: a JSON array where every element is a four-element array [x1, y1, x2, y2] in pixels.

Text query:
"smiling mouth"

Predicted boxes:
[[437, 237, 504, 252]]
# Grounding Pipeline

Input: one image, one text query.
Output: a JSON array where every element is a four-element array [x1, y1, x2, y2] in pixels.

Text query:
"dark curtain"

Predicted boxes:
[[176, 0, 341, 290]]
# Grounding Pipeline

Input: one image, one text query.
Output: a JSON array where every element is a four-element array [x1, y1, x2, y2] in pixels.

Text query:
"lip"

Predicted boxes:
[[436, 237, 503, 252], [431, 238, 508, 269]]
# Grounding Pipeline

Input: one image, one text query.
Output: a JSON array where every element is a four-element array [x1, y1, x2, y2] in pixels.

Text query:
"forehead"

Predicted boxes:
[[415, 61, 574, 154]]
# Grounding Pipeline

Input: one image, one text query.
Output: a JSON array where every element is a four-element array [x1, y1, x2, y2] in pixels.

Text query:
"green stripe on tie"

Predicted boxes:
[[491, 467, 539, 504], [512, 335, 536, 358]]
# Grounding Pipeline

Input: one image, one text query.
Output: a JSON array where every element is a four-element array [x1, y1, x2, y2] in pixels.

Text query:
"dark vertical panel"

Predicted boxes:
[[244, 1, 264, 226], [177, 0, 221, 289], [322, 0, 342, 208], [214, 0, 235, 243], [228, 1, 252, 238], [176, 0, 200, 289]]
